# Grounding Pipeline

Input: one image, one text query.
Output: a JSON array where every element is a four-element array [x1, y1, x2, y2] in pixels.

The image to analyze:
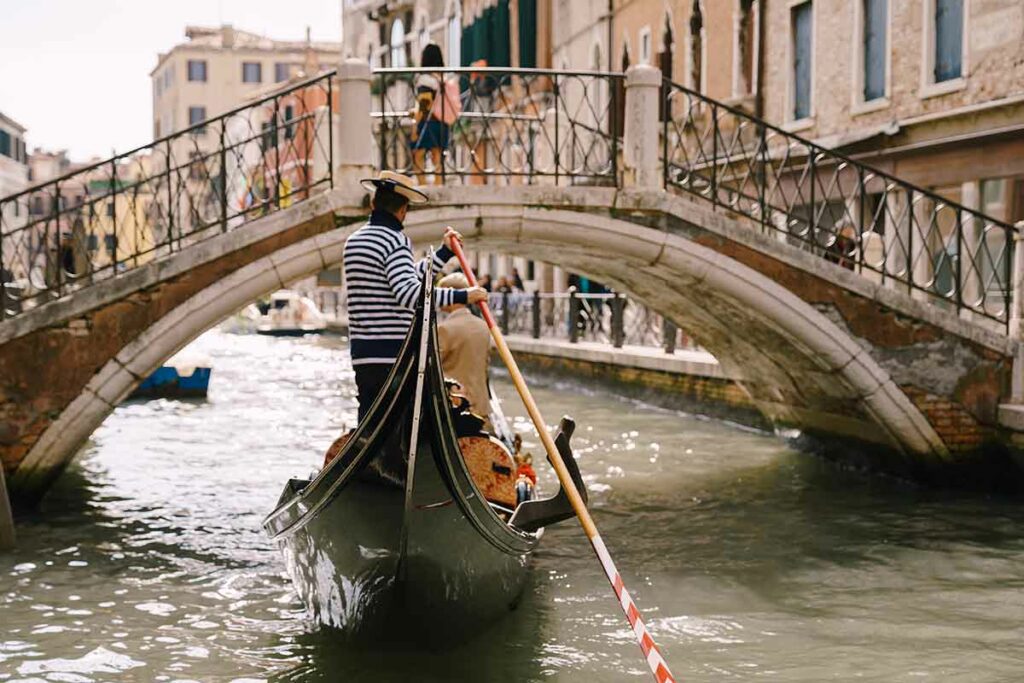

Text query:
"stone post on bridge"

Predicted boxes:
[[623, 64, 663, 190], [1009, 222, 1024, 402], [336, 59, 374, 193]]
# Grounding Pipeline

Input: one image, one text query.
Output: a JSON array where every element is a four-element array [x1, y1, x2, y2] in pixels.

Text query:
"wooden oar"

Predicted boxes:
[[450, 239, 676, 683]]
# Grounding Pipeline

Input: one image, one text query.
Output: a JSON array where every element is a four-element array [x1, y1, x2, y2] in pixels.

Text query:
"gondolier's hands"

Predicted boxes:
[[466, 287, 487, 304], [443, 226, 463, 252]]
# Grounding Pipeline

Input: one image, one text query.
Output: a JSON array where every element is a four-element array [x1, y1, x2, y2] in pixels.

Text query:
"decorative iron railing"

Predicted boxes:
[[372, 67, 622, 185], [0, 70, 335, 320], [487, 289, 691, 353], [662, 81, 1018, 328]]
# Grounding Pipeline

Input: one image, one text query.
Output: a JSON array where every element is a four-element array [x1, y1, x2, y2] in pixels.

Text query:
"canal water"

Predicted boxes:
[[2, 330, 1024, 682]]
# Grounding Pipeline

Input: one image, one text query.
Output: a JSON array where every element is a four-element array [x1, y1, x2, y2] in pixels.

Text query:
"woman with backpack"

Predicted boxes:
[[411, 43, 461, 185]]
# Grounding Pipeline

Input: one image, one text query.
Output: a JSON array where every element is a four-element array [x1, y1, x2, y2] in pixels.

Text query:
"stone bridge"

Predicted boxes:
[[2, 61, 1024, 507]]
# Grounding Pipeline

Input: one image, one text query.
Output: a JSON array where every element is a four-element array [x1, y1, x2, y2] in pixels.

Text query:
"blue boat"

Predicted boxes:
[[128, 365, 212, 400]]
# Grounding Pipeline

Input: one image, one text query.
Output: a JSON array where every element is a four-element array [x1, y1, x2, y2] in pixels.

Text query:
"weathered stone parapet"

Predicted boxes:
[[335, 58, 374, 187], [622, 64, 662, 190]]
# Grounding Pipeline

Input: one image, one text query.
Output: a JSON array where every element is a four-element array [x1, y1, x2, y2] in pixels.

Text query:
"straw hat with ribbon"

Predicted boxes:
[[360, 170, 429, 205]]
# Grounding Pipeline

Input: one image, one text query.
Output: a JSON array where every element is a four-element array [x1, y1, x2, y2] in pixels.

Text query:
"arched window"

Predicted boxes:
[[689, 0, 704, 91], [390, 18, 407, 67]]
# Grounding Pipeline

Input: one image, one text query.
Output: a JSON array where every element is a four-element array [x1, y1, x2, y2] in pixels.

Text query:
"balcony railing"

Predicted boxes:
[[487, 289, 690, 353], [662, 80, 1017, 328], [372, 67, 622, 186], [0, 70, 335, 320]]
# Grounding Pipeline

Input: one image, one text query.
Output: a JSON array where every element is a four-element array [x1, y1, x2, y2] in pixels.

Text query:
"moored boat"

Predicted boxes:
[[255, 290, 327, 337], [127, 351, 212, 400], [263, 263, 585, 640]]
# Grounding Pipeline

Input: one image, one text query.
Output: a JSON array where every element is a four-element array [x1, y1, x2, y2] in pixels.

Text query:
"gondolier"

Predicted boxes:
[[344, 171, 486, 420]]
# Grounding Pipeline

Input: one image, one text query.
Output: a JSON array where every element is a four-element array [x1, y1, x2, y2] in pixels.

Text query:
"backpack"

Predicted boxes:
[[431, 78, 462, 125]]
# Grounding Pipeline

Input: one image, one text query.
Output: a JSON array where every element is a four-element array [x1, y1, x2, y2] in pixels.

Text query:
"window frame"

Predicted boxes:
[[639, 25, 653, 65], [242, 61, 263, 84], [187, 59, 207, 83], [731, 0, 761, 99], [919, 0, 969, 99], [188, 106, 207, 134], [850, 0, 892, 115], [785, 0, 815, 129]]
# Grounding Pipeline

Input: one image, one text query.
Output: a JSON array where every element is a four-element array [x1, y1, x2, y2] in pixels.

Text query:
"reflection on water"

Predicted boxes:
[[3, 329, 1024, 681]]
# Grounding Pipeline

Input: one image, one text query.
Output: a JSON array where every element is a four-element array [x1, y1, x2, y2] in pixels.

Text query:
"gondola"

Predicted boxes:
[[262, 259, 587, 641]]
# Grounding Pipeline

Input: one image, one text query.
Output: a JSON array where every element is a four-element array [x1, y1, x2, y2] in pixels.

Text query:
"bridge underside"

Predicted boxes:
[[1, 185, 1021, 505]]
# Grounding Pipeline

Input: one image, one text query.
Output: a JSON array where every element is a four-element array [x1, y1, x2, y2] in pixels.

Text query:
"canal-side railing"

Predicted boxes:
[[372, 67, 622, 185], [488, 289, 691, 353], [0, 70, 335, 320], [662, 80, 1018, 328]]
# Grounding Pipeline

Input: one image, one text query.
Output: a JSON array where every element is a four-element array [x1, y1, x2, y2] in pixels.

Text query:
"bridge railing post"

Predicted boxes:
[[336, 59, 374, 190], [611, 293, 625, 348], [623, 64, 662, 190], [1009, 222, 1024, 339], [568, 287, 580, 343], [532, 290, 541, 339], [663, 317, 677, 355]]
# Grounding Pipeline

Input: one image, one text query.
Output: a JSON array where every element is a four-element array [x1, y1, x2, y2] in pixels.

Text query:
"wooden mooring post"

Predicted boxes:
[[0, 465, 14, 550]]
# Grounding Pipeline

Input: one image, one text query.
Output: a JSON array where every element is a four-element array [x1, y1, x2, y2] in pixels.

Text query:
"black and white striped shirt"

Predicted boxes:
[[344, 210, 465, 366]]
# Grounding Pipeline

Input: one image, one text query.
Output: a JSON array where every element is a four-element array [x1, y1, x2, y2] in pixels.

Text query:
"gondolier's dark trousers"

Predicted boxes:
[[354, 363, 392, 423]]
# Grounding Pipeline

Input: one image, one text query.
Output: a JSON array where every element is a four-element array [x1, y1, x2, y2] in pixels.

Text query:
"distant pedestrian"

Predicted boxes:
[[411, 44, 462, 186], [510, 267, 524, 291]]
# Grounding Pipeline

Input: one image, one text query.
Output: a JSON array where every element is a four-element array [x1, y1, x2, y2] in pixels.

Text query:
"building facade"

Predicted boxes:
[[760, 0, 1024, 226], [151, 25, 341, 140]]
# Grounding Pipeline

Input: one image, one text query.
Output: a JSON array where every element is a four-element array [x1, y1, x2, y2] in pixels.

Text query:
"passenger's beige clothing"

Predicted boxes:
[[438, 307, 492, 429]]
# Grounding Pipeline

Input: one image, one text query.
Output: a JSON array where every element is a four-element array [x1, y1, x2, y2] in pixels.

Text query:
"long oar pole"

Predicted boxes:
[[450, 239, 676, 683]]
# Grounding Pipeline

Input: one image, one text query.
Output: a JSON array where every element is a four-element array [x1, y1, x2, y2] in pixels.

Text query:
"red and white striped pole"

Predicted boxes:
[[450, 238, 676, 683]]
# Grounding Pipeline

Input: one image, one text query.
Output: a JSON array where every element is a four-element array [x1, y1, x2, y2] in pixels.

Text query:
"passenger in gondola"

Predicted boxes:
[[437, 272, 493, 432], [344, 171, 487, 421]]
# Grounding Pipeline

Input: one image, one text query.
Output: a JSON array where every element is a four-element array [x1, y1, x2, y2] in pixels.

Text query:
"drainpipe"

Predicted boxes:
[[755, 0, 766, 118]]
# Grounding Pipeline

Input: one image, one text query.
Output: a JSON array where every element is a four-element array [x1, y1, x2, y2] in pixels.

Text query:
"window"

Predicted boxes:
[[658, 17, 674, 121], [447, 14, 461, 66], [188, 106, 206, 133], [934, 0, 963, 82], [87, 234, 99, 251], [735, 0, 758, 96], [31, 196, 43, 215], [274, 62, 290, 83], [187, 60, 206, 82], [791, 1, 813, 120], [863, 0, 887, 101], [390, 18, 407, 68], [164, 66, 174, 89], [242, 62, 262, 83], [689, 1, 705, 91], [106, 202, 114, 218], [0, 130, 10, 158], [261, 121, 275, 152], [104, 234, 118, 255], [639, 26, 652, 65], [283, 105, 295, 140]]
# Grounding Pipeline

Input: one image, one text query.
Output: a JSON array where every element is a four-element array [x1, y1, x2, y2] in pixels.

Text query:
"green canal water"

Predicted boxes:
[[2, 330, 1023, 682]]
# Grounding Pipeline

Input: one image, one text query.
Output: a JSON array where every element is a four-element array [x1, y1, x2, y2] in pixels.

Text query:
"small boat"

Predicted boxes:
[[128, 352, 212, 400], [263, 263, 586, 640], [255, 290, 327, 337]]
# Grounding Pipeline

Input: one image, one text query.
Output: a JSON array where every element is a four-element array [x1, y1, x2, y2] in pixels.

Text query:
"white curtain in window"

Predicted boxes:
[[391, 19, 407, 67]]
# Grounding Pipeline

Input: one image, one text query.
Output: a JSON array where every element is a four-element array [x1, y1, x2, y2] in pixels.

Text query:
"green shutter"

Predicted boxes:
[[518, 0, 537, 68]]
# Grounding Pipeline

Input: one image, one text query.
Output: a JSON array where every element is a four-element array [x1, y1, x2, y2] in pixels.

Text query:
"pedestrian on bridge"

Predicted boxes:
[[344, 170, 486, 421]]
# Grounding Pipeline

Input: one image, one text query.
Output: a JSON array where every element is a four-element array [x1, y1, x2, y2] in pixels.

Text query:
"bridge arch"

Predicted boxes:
[[9, 186, 958, 501]]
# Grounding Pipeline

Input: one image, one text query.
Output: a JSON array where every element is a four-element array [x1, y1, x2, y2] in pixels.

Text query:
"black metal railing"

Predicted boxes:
[[0, 70, 335, 320], [372, 67, 622, 185], [662, 80, 1018, 328], [487, 289, 692, 353]]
